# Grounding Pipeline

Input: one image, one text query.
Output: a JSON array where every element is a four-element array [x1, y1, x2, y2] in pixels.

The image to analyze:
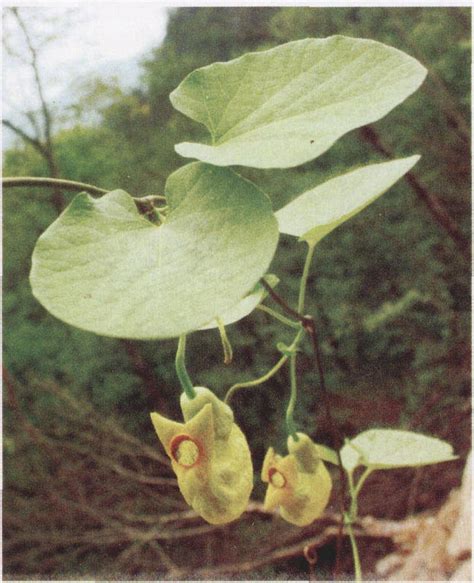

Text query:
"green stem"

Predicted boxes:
[[256, 305, 301, 329], [347, 470, 357, 518], [224, 327, 304, 404], [224, 354, 288, 405], [345, 514, 362, 582], [286, 350, 299, 440], [216, 317, 233, 365], [3, 176, 109, 196], [2, 177, 167, 203], [348, 466, 373, 519], [268, 324, 304, 440], [294, 244, 348, 580], [135, 194, 168, 203], [175, 335, 196, 399], [345, 466, 372, 581], [353, 467, 372, 504], [284, 244, 315, 443], [298, 243, 316, 314], [347, 469, 355, 493]]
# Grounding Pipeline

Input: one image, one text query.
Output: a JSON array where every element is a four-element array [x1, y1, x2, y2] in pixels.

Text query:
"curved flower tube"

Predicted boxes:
[[261, 432, 332, 526], [150, 386, 253, 524]]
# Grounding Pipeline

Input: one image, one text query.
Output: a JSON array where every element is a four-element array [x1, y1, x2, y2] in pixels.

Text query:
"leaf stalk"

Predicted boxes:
[[175, 335, 196, 399]]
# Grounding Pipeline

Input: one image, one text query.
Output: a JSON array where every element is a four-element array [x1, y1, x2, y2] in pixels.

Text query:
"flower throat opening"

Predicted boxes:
[[269, 467, 286, 488], [170, 434, 200, 468]]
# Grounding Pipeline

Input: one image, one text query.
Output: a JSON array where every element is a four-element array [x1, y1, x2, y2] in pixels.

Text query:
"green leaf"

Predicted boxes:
[[276, 156, 420, 246], [171, 36, 427, 169], [199, 274, 279, 330], [30, 163, 279, 340], [315, 443, 340, 466], [340, 429, 457, 473]]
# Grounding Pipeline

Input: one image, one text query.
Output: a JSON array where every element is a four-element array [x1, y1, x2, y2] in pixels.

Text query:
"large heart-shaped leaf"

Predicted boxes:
[[171, 36, 427, 169], [340, 429, 457, 473], [30, 163, 279, 340], [199, 274, 279, 331], [276, 156, 419, 246]]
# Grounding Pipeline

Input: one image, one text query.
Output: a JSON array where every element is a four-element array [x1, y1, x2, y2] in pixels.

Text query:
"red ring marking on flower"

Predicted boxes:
[[170, 434, 202, 468], [269, 467, 286, 488]]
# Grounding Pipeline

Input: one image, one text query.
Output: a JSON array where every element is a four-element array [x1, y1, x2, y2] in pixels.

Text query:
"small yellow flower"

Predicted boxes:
[[261, 432, 332, 526], [151, 386, 253, 525]]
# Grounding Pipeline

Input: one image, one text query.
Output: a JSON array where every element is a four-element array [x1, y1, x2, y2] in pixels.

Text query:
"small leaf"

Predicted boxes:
[[340, 429, 457, 473], [30, 163, 279, 340], [199, 274, 279, 330], [276, 156, 420, 246], [315, 444, 340, 466], [171, 36, 427, 169]]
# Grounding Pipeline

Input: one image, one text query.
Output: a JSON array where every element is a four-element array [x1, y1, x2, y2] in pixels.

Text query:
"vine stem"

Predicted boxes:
[[345, 515, 362, 582], [260, 278, 304, 323], [274, 242, 348, 579], [297, 243, 315, 314], [224, 327, 304, 405], [224, 354, 288, 405], [2, 177, 167, 206], [304, 314, 348, 576], [275, 242, 349, 577], [352, 467, 373, 510], [256, 305, 301, 329], [285, 243, 316, 441], [260, 246, 348, 453], [175, 335, 196, 399], [3, 176, 109, 196], [344, 467, 372, 582], [237, 262, 309, 429], [286, 351, 299, 440]]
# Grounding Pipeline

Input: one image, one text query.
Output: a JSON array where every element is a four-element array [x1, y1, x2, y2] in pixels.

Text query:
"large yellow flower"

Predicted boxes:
[[261, 432, 332, 526], [150, 386, 253, 524]]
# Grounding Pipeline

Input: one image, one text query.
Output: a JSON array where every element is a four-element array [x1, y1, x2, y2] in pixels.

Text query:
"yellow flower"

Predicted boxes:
[[150, 386, 253, 525], [261, 432, 332, 526]]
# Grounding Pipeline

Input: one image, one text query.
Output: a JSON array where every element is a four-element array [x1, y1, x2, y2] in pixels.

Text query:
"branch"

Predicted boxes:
[[2, 119, 46, 156], [160, 510, 430, 579], [3, 368, 60, 461], [12, 7, 54, 144], [360, 125, 470, 262], [170, 526, 345, 579], [24, 109, 43, 138], [3, 176, 108, 196], [6, 8, 65, 213], [21, 377, 172, 467], [391, 14, 470, 145], [47, 436, 177, 488], [260, 277, 305, 323], [3, 177, 167, 216]]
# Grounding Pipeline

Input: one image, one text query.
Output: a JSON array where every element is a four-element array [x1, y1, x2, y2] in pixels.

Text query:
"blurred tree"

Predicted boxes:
[[2, 7, 70, 211]]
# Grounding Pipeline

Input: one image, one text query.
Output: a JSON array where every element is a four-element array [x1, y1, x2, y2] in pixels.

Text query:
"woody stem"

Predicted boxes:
[[285, 329, 305, 441]]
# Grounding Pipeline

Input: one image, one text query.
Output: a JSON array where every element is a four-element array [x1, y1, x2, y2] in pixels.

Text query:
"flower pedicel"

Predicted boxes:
[[151, 386, 253, 524]]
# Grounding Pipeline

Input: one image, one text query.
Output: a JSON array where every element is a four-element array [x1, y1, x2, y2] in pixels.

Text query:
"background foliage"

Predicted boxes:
[[3, 7, 471, 579]]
